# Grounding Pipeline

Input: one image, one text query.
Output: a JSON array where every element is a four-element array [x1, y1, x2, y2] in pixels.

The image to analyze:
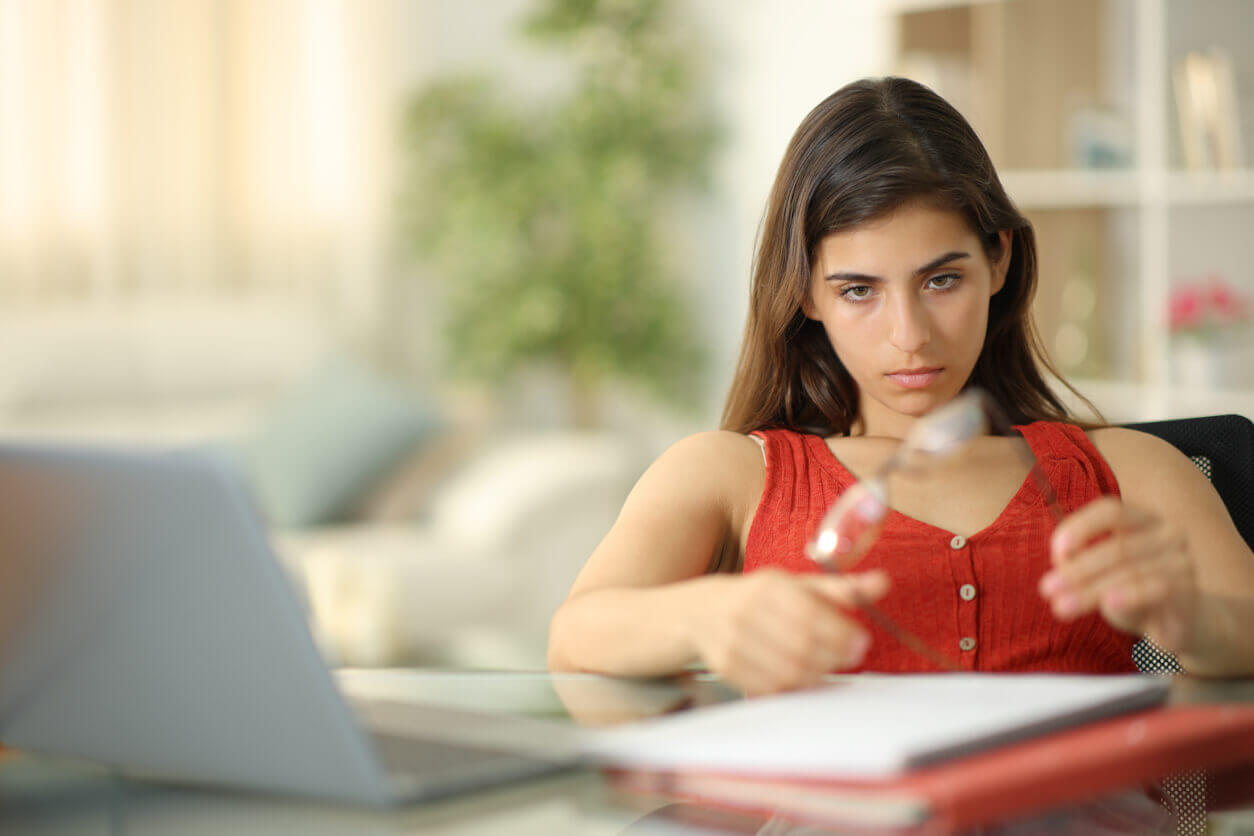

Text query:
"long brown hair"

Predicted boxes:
[[721, 77, 1096, 435]]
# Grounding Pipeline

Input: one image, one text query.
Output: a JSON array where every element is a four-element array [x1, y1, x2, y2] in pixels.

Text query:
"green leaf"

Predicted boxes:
[[397, 0, 719, 420]]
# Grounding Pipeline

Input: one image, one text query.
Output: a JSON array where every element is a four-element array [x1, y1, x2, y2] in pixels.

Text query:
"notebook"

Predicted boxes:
[[580, 673, 1170, 777], [607, 703, 1254, 830]]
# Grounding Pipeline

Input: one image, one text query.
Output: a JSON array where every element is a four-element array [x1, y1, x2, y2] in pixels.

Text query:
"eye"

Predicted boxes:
[[839, 284, 874, 302], [926, 273, 961, 291]]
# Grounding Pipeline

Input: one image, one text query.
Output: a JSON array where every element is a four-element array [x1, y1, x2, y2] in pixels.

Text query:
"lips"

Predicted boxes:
[[886, 367, 943, 389]]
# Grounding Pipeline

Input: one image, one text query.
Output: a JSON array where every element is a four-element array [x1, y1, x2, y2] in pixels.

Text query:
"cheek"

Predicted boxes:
[[937, 294, 990, 342], [820, 320, 875, 376]]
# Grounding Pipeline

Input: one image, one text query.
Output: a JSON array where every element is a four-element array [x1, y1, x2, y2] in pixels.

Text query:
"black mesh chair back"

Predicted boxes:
[[1120, 413, 1254, 673], [1124, 414, 1254, 550]]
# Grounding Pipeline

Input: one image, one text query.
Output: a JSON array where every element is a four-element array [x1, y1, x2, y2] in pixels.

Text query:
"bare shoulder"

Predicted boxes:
[[565, 430, 765, 594], [664, 429, 765, 465], [1086, 425, 1214, 507], [1087, 425, 1184, 465], [644, 430, 765, 510]]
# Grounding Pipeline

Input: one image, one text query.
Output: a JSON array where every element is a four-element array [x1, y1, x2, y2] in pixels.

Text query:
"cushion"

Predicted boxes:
[[350, 421, 490, 523], [240, 357, 438, 527], [428, 432, 637, 553]]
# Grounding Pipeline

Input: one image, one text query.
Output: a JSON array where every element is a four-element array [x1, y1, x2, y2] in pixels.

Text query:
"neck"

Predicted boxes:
[[852, 407, 923, 441]]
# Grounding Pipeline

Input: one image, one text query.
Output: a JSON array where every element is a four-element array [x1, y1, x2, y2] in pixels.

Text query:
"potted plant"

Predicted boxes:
[[1168, 273, 1253, 387], [398, 0, 720, 427]]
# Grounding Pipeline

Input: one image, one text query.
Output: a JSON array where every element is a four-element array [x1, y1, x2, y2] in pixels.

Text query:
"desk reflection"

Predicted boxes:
[[2, 672, 1254, 836], [0, 754, 1222, 836]]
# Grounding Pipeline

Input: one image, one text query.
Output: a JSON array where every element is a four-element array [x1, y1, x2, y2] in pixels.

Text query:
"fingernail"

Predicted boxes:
[[1055, 594, 1078, 617], [1039, 571, 1064, 596], [865, 570, 890, 593], [849, 633, 870, 662]]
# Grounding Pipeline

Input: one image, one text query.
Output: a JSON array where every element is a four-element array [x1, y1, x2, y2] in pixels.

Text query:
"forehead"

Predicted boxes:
[[812, 203, 980, 275]]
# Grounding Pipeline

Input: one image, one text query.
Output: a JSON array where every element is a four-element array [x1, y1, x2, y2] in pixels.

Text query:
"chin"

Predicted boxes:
[[897, 393, 947, 414], [884, 382, 962, 413], [861, 389, 938, 422]]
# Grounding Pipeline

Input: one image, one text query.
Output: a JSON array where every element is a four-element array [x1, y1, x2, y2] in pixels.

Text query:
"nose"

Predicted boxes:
[[887, 292, 931, 354]]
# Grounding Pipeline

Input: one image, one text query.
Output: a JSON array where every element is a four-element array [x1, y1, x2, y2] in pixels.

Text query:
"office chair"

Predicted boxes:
[[1121, 413, 1254, 674]]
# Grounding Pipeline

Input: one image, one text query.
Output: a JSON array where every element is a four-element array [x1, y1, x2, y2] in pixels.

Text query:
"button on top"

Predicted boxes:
[[959, 637, 976, 652], [949, 534, 967, 549], [959, 583, 977, 601]]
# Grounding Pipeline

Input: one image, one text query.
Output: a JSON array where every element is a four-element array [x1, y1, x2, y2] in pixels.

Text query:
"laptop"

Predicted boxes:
[[0, 442, 583, 804]]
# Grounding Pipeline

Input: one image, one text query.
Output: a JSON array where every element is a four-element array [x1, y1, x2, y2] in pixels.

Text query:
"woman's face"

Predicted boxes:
[[804, 201, 1012, 438]]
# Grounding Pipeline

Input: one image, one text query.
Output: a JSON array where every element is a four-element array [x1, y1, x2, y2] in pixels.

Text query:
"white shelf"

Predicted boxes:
[[1000, 170, 1140, 210], [1167, 170, 1254, 205], [884, 0, 1005, 12], [1064, 378, 1254, 424], [1000, 169, 1254, 210]]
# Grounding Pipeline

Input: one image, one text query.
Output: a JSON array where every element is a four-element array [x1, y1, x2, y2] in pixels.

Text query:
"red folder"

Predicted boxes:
[[606, 704, 1254, 832]]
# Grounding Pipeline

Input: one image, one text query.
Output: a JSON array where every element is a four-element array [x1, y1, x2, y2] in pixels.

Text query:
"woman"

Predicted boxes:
[[546, 77, 1254, 694]]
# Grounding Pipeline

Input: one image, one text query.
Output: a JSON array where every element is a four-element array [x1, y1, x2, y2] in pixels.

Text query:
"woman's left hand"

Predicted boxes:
[[1038, 496, 1198, 653]]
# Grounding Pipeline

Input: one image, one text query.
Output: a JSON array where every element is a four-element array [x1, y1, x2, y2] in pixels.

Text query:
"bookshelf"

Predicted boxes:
[[883, 0, 1254, 420]]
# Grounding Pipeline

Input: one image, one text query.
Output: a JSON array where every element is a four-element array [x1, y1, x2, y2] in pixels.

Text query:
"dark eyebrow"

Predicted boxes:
[[823, 251, 971, 283]]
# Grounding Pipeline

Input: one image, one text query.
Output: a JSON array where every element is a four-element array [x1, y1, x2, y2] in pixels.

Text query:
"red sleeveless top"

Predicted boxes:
[[745, 422, 1137, 674]]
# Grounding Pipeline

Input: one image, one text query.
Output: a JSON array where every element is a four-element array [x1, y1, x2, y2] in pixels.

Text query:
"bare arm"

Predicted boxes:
[[547, 431, 885, 693], [1041, 428, 1254, 675]]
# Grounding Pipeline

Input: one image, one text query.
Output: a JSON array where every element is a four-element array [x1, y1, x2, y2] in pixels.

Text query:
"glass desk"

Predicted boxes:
[[2, 671, 1253, 836]]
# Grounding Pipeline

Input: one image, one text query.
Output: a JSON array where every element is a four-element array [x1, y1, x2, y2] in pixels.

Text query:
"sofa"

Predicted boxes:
[[0, 334, 647, 672], [275, 429, 643, 669]]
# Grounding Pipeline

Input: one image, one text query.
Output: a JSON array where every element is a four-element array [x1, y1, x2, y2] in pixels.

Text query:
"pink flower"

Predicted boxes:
[[1168, 287, 1204, 332], [1169, 274, 1251, 338]]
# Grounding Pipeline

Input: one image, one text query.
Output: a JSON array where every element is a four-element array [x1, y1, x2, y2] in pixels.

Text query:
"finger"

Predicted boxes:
[[1050, 498, 1157, 565], [1148, 608, 1188, 654], [805, 575, 884, 666], [730, 660, 794, 697], [727, 581, 865, 663], [1040, 525, 1178, 599], [1050, 497, 1155, 565], [709, 612, 824, 695], [1050, 547, 1182, 624], [738, 664, 823, 697], [710, 576, 870, 692], [729, 630, 843, 695], [805, 570, 891, 607], [1101, 567, 1194, 653], [1098, 546, 1193, 646], [1099, 573, 1172, 633], [753, 596, 871, 672], [724, 639, 818, 696], [736, 573, 877, 669]]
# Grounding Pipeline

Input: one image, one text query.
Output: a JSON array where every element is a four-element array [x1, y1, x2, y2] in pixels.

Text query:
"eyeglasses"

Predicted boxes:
[[805, 388, 1063, 671]]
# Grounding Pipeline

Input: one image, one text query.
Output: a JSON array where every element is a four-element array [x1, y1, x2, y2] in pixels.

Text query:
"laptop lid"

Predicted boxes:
[[0, 444, 393, 803]]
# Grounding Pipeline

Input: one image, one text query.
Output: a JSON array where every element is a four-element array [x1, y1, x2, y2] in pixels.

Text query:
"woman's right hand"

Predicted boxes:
[[686, 568, 890, 695]]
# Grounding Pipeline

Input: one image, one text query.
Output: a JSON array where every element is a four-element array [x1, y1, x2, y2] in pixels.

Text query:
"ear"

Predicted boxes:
[[989, 229, 1013, 296], [799, 274, 821, 320], [801, 292, 818, 320]]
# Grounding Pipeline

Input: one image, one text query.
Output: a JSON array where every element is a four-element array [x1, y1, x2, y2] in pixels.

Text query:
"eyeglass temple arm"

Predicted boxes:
[[852, 594, 962, 672], [984, 403, 1065, 524]]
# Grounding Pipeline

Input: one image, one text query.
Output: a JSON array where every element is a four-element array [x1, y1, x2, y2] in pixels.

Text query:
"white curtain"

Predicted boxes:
[[0, 0, 397, 319]]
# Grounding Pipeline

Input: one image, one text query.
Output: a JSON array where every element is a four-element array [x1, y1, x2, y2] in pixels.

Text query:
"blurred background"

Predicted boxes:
[[2, 0, 1252, 671]]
